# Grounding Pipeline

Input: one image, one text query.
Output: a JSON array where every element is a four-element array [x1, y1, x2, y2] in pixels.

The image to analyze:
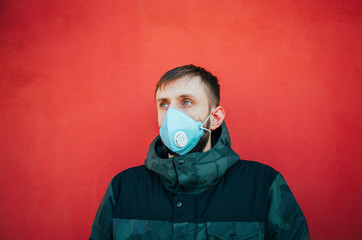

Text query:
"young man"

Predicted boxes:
[[90, 65, 310, 240]]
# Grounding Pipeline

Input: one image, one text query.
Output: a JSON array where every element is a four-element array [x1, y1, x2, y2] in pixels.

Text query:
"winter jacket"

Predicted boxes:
[[90, 122, 310, 239]]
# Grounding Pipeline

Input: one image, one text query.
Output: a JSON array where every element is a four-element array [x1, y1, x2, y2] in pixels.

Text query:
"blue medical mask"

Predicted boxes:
[[159, 107, 213, 155]]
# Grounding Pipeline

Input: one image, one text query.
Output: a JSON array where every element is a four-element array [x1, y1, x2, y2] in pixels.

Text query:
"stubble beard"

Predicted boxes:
[[162, 120, 211, 156]]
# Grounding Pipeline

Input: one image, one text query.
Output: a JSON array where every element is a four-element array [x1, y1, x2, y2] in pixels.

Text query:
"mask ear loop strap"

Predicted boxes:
[[200, 109, 214, 133]]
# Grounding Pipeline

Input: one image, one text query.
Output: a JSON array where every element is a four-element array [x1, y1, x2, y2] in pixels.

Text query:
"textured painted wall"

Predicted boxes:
[[0, 0, 361, 239]]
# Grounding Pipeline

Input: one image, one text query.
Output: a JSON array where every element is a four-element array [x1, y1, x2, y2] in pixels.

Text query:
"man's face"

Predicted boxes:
[[155, 76, 212, 128]]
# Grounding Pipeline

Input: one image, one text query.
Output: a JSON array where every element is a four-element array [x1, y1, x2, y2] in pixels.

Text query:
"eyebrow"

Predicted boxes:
[[156, 94, 198, 102], [179, 94, 197, 100], [156, 97, 168, 102]]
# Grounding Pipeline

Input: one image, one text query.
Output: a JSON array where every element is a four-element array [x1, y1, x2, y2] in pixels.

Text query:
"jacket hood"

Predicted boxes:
[[144, 122, 240, 193]]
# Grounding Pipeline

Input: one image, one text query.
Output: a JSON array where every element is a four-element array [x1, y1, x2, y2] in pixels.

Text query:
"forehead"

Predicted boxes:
[[155, 76, 209, 101]]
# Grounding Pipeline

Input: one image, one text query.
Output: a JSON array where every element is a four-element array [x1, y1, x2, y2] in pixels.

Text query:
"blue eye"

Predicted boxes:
[[160, 102, 169, 109], [183, 99, 192, 106]]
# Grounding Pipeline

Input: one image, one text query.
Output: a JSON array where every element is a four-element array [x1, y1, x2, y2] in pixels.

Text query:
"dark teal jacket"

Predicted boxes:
[[90, 123, 310, 239]]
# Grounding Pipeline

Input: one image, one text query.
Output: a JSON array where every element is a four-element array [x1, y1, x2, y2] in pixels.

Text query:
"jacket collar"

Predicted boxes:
[[144, 122, 240, 194]]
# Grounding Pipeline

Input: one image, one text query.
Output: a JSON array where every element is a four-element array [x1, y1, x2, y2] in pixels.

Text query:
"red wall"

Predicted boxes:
[[1, 0, 361, 239]]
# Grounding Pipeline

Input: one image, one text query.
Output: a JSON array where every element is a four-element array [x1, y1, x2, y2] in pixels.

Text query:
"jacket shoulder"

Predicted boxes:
[[112, 165, 150, 181], [237, 159, 278, 170], [111, 165, 157, 202], [229, 160, 279, 185]]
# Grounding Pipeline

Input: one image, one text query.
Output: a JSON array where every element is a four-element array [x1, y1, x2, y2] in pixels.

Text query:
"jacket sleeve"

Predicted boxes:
[[89, 180, 115, 240], [265, 173, 311, 240]]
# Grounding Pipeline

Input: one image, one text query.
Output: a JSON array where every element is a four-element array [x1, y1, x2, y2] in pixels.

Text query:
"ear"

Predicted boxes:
[[210, 106, 225, 131]]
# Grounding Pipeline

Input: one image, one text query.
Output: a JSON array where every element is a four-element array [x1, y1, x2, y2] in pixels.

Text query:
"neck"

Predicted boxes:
[[203, 135, 212, 152]]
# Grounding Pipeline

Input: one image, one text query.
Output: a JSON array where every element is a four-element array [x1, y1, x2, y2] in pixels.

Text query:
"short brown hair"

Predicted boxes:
[[155, 64, 220, 107]]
